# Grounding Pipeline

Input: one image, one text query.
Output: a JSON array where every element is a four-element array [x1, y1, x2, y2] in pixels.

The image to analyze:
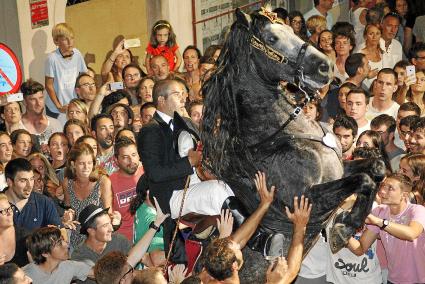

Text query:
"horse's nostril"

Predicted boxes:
[[318, 63, 329, 74]]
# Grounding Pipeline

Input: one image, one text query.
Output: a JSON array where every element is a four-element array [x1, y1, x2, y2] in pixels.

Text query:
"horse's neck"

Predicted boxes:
[[236, 72, 323, 145]]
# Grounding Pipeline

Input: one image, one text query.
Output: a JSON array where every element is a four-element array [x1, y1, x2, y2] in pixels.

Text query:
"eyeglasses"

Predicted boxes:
[[415, 56, 425, 61], [119, 265, 134, 282], [79, 82, 96, 88], [0, 206, 12, 216], [124, 73, 141, 79]]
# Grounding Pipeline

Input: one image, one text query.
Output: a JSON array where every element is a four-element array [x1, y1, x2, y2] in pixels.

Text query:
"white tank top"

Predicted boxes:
[[349, 7, 367, 48]]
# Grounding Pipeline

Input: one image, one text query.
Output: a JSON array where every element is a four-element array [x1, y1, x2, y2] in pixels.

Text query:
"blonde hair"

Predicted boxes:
[[52, 23, 74, 41], [306, 15, 327, 34], [0, 193, 8, 202], [67, 99, 89, 125], [28, 153, 60, 188]]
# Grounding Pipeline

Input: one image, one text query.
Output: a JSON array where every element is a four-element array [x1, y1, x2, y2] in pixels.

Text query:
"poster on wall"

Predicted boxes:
[[0, 43, 23, 95], [194, 0, 268, 52], [29, 0, 49, 29]]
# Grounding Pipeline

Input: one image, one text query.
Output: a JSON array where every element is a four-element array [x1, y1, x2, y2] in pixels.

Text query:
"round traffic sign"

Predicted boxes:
[[0, 43, 22, 95]]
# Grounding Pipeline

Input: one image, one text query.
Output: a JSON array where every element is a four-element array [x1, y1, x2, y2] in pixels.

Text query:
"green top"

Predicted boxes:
[[133, 202, 164, 252]]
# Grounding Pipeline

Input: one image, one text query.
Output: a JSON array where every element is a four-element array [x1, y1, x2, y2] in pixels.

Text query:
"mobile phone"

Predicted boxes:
[[108, 82, 124, 91], [124, 38, 141, 49], [7, 93, 23, 103], [406, 65, 416, 77]]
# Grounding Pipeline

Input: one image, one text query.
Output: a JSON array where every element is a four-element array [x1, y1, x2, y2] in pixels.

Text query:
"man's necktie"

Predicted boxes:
[[169, 119, 174, 131]]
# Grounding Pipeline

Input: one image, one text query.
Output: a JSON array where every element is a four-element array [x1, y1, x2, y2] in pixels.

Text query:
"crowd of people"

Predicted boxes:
[[1, 0, 425, 283]]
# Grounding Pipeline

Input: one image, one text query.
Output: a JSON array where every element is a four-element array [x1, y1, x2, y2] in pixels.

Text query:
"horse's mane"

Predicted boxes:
[[202, 11, 268, 180]]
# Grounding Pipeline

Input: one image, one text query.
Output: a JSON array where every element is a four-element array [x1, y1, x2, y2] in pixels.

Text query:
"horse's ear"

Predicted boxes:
[[235, 8, 251, 29]]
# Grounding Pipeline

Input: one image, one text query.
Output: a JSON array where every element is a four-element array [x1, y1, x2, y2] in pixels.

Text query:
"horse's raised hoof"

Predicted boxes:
[[329, 222, 354, 254], [263, 233, 285, 258], [370, 159, 386, 182]]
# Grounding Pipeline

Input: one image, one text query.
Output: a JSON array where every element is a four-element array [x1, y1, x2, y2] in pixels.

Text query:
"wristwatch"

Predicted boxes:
[[380, 219, 389, 230], [149, 221, 160, 232]]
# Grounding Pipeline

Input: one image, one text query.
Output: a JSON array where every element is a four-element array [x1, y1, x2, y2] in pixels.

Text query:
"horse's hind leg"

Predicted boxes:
[[305, 173, 377, 253]]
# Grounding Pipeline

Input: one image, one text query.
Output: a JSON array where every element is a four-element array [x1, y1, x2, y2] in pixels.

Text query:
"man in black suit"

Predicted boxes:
[[137, 79, 202, 261]]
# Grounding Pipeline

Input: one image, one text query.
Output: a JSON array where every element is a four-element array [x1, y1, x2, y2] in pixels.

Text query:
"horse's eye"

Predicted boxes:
[[267, 36, 278, 44]]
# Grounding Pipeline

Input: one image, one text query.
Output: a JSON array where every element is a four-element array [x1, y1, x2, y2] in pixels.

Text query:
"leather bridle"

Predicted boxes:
[[248, 34, 317, 151]]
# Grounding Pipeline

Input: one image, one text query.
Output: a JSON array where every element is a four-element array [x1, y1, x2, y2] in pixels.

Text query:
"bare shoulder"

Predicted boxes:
[[99, 174, 111, 186]]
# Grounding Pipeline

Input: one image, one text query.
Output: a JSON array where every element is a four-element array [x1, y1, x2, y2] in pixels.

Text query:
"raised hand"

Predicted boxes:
[[110, 210, 122, 226], [153, 197, 169, 226], [62, 219, 80, 230], [367, 68, 379, 79], [404, 74, 417, 88], [62, 208, 75, 223], [254, 171, 276, 208], [217, 209, 234, 238], [168, 264, 189, 284], [113, 39, 126, 56], [62, 209, 79, 230], [266, 256, 289, 284], [285, 195, 312, 229]]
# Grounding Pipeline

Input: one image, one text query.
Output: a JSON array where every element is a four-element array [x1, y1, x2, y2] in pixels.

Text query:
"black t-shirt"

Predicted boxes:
[[6, 226, 30, 267], [406, 13, 416, 29]]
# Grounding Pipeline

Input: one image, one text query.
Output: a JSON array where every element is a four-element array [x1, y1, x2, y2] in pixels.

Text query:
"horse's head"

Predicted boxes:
[[236, 8, 333, 91]]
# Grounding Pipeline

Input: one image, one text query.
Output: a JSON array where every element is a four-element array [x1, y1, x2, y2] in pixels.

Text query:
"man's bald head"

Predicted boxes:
[[150, 55, 170, 80]]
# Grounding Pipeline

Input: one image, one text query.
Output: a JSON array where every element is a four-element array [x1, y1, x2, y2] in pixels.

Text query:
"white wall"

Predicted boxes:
[[0, 0, 67, 83], [146, 0, 193, 72], [0, 0, 22, 65]]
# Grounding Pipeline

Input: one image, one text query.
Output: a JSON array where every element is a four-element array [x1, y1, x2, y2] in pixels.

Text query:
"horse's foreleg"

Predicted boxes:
[[343, 158, 386, 182], [305, 173, 377, 253], [305, 173, 375, 221]]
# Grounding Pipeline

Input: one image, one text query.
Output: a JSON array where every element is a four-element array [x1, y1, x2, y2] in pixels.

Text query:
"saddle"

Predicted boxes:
[[177, 213, 220, 239]]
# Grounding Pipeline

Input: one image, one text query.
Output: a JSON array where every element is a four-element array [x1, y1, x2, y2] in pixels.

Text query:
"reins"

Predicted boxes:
[[164, 175, 191, 273]]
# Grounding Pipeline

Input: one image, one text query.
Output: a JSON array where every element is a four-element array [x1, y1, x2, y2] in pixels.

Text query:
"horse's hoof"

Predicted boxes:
[[329, 223, 353, 254], [263, 233, 285, 258], [371, 159, 386, 182]]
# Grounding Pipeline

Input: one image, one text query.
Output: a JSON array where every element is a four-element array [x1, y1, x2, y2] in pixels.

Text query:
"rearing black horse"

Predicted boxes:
[[201, 7, 385, 264]]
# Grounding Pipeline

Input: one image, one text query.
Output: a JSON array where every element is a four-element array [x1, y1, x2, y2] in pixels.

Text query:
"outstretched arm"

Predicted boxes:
[[231, 171, 275, 248], [283, 196, 312, 283], [127, 197, 169, 267], [366, 213, 424, 241], [101, 39, 125, 83], [88, 84, 111, 119], [347, 228, 378, 256]]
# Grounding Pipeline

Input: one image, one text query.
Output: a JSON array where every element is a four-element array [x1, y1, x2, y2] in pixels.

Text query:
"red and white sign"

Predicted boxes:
[[30, 0, 49, 29], [0, 43, 22, 96]]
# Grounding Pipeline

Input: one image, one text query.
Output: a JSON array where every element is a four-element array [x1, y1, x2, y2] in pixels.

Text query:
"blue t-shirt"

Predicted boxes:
[[10, 191, 61, 231], [45, 48, 87, 113]]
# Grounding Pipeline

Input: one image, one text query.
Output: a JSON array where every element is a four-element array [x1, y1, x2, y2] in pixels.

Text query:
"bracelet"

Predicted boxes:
[[108, 57, 115, 63], [149, 221, 160, 232]]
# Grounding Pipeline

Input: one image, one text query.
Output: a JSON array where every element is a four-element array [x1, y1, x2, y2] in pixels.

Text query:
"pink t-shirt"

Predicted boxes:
[[367, 203, 425, 284], [110, 166, 144, 241]]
